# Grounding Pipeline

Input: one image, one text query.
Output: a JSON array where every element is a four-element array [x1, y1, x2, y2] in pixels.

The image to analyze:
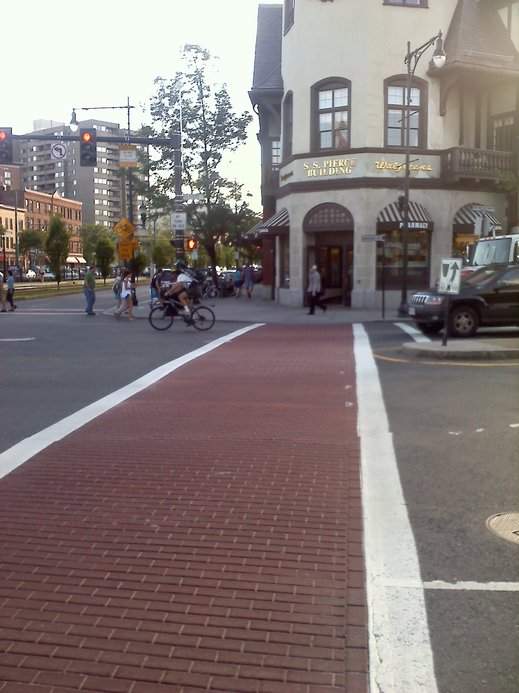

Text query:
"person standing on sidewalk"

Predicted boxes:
[[243, 263, 255, 299], [83, 265, 96, 316], [307, 265, 327, 315], [233, 266, 243, 298], [114, 269, 134, 320], [6, 270, 16, 311], [0, 271, 7, 312]]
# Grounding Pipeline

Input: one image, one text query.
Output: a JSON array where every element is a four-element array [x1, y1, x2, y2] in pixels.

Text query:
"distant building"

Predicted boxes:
[[16, 119, 144, 228], [0, 164, 23, 193], [0, 203, 25, 268], [250, 0, 519, 308]]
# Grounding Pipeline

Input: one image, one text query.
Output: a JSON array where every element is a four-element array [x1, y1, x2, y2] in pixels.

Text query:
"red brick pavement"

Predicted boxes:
[[0, 325, 367, 693]]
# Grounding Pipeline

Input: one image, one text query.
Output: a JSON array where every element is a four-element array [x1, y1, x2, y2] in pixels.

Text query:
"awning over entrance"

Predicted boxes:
[[66, 256, 87, 264], [262, 208, 289, 231], [377, 200, 433, 229], [453, 204, 502, 228]]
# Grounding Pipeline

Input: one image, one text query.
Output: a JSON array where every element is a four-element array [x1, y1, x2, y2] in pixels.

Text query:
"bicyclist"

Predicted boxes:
[[163, 261, 196, 316]]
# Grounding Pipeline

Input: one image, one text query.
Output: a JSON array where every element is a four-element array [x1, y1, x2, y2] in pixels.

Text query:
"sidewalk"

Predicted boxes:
[[0, 324, 367, 693], [122, 291, 400, 325]]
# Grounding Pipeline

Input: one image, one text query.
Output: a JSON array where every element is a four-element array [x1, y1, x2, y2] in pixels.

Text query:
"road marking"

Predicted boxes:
[[0, 337, 36, 342], [0, 324, 264, 480], [394, 321, 431, 343], [448, 431, 462, 436], [424, 581, 519, 592], [354, 324, 438, 693], [510, 423, 519, 429], [374, 353, 519, 368]]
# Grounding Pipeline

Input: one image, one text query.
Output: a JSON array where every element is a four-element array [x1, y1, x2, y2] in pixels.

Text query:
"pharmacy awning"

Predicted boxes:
[[377, 200, 433, 230], [453, 204, 502, 230]]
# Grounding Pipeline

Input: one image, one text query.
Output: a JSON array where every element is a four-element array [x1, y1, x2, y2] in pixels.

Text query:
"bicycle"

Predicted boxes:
[[148, 295, 215, 332]]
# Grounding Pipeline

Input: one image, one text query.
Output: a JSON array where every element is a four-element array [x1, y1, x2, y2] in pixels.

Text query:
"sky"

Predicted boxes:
[[4, 0, 281, 212]]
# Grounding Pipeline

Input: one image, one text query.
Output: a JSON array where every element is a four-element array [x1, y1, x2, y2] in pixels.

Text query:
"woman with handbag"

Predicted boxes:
[[114, 270, 134, 320]]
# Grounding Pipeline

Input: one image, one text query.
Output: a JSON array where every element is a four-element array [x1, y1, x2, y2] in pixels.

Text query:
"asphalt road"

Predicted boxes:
[[0, 288, 243, 454], [365, 322, 519, 693], [1, 294, 518, 692]]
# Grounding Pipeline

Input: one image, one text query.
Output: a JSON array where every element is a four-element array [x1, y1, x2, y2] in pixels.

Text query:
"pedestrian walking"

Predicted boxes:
[[83, 265, 96, 315], [6, 270, 16, 311], [112, 271, 123, 312], [306, 265, 327, 315], [243, 263, 255, 299], [233, 267, 243, 297], [114, 270, 134, 320], [0, 271, 7, 312], [150, 267, 162, 304]]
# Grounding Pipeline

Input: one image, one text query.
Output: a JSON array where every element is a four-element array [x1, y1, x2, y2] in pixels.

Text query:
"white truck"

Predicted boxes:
[[465, 230, 519, 273]]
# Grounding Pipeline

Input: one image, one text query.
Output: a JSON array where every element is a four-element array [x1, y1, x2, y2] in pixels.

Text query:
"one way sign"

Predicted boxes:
[[438, 258, 462, 294]]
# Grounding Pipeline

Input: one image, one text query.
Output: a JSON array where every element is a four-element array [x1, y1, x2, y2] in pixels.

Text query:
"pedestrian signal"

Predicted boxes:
[[185, 238, 198, 251], [79, 128, 97, 167], [0, 128, 13, 165]]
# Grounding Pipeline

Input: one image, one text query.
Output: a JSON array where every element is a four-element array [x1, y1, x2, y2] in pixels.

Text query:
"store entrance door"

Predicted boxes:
[[307, 236, 353, 306]]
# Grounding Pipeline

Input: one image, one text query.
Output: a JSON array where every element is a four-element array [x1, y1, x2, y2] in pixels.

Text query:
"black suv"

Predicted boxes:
[[409, 264, 519, 337]]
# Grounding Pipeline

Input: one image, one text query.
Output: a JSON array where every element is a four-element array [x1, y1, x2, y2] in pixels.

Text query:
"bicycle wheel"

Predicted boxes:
[[149, 304, 174, 331], [191, 305, 215, 331]]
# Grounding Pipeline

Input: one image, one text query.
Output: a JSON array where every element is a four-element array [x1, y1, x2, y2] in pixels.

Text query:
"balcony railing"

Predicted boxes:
[[441, 147, 515, 182]]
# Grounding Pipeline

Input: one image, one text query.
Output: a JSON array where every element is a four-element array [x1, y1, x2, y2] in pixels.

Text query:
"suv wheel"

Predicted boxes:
[[449, 305, 479, 338]]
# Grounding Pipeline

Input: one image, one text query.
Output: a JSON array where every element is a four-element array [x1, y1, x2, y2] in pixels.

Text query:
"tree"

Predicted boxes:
[[18, 229, 46, 269], [128, 251, 147, 278], [148, 44, 253, 281], [152, 238, 174, 268], [45, 216, 69, 286], [95, 235, 115, 284], [80, 224, 111, 264]]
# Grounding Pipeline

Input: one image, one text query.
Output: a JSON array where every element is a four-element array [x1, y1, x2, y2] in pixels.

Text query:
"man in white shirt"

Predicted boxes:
[[165, 261, 195, 315]]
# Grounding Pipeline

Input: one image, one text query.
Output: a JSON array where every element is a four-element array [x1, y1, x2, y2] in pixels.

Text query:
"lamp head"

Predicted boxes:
[[432, 32, 446, 69], [69, 109, 79, 133]]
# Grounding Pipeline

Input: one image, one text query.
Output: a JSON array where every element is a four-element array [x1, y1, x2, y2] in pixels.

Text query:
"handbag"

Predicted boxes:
[[131, 288, 138, 306]]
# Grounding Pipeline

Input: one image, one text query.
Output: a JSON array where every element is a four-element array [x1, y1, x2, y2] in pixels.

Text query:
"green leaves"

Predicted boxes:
[[45, 216, 70, 284]]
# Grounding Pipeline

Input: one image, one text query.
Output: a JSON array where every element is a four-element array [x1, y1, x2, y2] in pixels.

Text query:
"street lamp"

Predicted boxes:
[[1, 232, 7, 276], [398, 31, 446, 316], [70, 98, 136, 223]]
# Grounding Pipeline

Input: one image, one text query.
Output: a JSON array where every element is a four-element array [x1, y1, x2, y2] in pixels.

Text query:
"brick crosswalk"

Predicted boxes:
[[0, 325, 367, 692]]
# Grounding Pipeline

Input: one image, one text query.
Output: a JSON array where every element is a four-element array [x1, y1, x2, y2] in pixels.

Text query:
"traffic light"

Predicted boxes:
[[0, 128, 13, 165], [79, 128, 97, 167], [185, 237, 198, 251]]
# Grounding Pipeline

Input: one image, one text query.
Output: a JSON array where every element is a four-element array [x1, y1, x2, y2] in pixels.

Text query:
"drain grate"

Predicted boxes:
[[486, 512, 519, 545]]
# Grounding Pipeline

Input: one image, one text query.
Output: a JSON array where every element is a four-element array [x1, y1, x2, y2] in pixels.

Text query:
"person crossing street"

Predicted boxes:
[[83, 265, 96, 316]]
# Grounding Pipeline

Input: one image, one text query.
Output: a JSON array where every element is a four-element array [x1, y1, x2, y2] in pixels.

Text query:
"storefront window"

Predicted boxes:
[[376, 228, 431, 289]]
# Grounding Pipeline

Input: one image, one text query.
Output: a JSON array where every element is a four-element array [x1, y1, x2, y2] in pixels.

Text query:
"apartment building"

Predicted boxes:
[[0, 204, 25, 268], [16, 119, 142, 228], [250, 0, 519, 308]]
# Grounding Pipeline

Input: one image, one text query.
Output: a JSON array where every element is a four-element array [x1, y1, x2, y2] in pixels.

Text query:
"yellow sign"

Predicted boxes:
[[304, 159, 356, 177], [114, 218, 135, 241], [119, 145, 138, 169], [117, 238, 139, 261]]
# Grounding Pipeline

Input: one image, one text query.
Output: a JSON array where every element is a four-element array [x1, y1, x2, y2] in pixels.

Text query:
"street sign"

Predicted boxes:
[[117, 238, 138, 261], [50, 143, 66, 160], [119, 144, 138, 168], [438, 257, 461, 294], [172, 212, 187, 232], [114, 218, 135, 240], [361, 234, 386, 242]]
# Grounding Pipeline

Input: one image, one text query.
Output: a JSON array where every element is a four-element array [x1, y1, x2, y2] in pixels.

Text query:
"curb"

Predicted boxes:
[[402, 342, 519, 361]]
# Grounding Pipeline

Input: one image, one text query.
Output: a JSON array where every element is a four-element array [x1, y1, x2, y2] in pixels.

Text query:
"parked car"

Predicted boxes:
[[42, 271, 56, 282], [408, 264, 519, 337]]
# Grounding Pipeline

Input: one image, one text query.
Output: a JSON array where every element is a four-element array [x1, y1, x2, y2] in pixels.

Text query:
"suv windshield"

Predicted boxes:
[[462, 267, 500, 287], [472, 237, 511, 266]]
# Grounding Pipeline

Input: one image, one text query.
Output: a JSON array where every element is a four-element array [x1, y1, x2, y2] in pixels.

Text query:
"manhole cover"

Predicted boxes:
[[486, 512, 519, 545]]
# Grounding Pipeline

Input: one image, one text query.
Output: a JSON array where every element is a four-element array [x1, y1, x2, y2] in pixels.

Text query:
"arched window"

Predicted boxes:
[[384, 75, 428, 148], [311, 78, 351, 151], [282, 92, 293, 160]]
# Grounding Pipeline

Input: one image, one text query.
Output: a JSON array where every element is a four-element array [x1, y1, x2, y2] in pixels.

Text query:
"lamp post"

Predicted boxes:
[[70, 97, 136, 223], [1, 231, 6, 276], [398, 31, 446, 316]]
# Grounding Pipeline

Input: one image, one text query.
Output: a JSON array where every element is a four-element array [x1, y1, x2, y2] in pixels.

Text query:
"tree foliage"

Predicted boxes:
[[152, 238, 174, 269], [95, 235, 115, 284], [45, 216, 69, 285], [80, 224, 112, 264], [18, 229, 44, 256], [147, 44, 254, 279], [128, 251, 147, 278]]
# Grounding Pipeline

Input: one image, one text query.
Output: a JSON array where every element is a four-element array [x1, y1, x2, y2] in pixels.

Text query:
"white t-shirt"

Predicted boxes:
[[177, 272, 193, 285], [120, 278, 131, 298]]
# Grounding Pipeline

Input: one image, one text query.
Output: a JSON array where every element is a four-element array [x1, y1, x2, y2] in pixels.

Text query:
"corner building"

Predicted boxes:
[[250, 0, 519, 308]]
